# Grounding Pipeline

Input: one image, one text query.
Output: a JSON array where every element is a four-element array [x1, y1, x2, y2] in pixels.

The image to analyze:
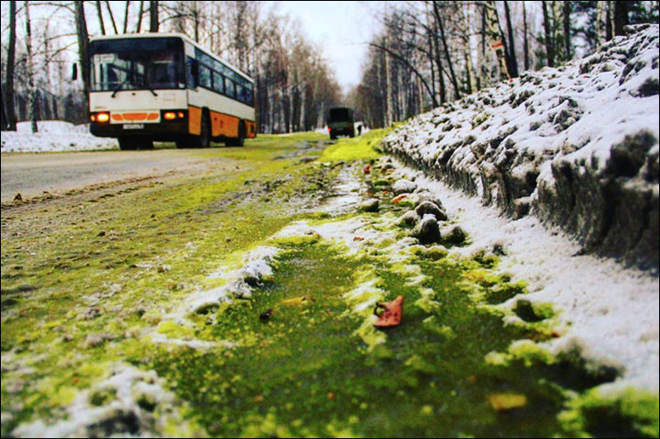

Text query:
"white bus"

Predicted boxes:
[[88, 33, 257, 150]]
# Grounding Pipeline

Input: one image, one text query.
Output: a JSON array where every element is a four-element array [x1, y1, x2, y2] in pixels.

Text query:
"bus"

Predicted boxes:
[[87, 33, 257, 150]]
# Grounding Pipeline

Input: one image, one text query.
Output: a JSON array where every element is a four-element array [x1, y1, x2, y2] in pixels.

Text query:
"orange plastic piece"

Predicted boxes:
[[391, 194, 408, 204], [373, 296, 404, 328]]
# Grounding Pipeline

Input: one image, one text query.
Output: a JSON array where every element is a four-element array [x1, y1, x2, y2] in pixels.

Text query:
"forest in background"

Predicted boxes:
[[0, 1, 342, 134], [349, 1, 659, 128], [1, 1, 659, 134]]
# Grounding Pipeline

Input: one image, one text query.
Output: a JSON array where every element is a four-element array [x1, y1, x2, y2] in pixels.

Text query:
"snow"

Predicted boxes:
[[13, 363, 194, 438], [2, 121, 118, 153], [393, 159, 659, 391], [383, 26, 659, 262]]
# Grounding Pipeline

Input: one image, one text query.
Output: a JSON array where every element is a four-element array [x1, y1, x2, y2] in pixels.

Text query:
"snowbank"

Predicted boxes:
[[1, 121, 118, 153], [392, 159, 659, 391], [383, 24, 659, 269]]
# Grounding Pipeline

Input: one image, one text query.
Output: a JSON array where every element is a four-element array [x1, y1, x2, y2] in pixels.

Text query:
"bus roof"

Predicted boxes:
[[89, 32, 253, 84]]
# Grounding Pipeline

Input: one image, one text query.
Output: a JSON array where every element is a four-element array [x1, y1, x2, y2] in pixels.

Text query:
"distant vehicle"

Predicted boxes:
[[327, 107, 355, 139], [87, 33, 256, 150]]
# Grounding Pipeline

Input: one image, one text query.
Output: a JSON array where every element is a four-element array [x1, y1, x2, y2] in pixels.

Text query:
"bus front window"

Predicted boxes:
[[92, 51, 183, 92]]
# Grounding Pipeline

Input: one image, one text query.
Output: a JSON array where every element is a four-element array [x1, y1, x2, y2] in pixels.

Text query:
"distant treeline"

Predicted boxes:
[[348, 1, 659, 129], [1, 1, 342, 133]]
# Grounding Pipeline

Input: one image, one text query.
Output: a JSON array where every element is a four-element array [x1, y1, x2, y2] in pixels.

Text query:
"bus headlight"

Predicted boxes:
[[95, 112, 110, 123], [162, 110, 186, 121]]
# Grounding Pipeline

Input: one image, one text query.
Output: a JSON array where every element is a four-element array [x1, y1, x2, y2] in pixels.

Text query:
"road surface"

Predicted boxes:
[[0, 149, 215, 202]]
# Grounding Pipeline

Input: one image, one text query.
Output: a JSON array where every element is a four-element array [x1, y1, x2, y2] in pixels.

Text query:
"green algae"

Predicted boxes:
[[559, 388, 659, 438], [137, 238, 601, 437], [2, 130, 657, 438], [320, 129, 389, 163]]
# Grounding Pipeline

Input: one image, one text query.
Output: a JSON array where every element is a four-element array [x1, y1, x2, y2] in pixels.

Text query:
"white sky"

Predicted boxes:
[[272, 1, 382, 93]]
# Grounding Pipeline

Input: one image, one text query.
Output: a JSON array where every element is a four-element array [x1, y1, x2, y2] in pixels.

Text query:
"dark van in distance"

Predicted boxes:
[[327, 107, 354, 139]]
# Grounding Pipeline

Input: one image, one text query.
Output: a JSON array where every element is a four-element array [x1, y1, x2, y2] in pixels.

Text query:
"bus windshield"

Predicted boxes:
[[90, 38, 184, 92]]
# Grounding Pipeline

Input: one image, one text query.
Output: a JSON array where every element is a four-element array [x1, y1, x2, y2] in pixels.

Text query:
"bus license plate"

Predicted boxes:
[[123, 124, 144, 130]]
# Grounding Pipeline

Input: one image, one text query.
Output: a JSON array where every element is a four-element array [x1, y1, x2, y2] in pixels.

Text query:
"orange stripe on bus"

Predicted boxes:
[[123, 113, 148, 121], [210, 111, 239, 138], [188, 106, 202, 135]]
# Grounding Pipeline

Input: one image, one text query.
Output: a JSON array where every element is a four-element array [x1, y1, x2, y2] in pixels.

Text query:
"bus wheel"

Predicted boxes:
[[227, 122, 245, 147], [198, 112, 211, 148]]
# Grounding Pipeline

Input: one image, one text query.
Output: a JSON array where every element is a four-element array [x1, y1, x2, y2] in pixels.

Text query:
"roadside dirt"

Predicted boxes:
[[1, 148, 234, 204]]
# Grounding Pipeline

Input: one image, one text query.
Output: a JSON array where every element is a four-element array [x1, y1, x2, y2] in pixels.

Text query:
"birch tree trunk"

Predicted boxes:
[[25, 1, 39, 133], [384, 36, 393, 127], [484, 0, 510, 81]]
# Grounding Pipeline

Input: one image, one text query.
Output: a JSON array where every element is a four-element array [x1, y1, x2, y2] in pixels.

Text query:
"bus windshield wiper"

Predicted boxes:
[[111, 78, 131, 98], [145, 83, 159, 97]]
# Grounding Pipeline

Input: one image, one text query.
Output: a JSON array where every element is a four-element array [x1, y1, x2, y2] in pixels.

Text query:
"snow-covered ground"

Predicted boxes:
[[392, 160, 659, 391], [1, 121, 118, 153], [384, 24, 659, 269], [381, 24, 659, 391]]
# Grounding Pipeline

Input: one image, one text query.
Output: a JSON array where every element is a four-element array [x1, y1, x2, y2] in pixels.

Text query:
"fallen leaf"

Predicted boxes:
[[353, 236, 365, 242], [391, 194, 408, 204]]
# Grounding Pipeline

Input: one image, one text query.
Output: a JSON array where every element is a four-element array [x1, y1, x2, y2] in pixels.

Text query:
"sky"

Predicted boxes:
[[272, 1, 382, 94]]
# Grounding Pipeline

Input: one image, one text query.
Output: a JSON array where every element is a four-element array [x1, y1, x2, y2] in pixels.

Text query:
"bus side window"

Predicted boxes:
[[186, 57, 198, 89], [213, 71, 224, 94], [199, 65, 212, 89], [226, 80, 236, 98]]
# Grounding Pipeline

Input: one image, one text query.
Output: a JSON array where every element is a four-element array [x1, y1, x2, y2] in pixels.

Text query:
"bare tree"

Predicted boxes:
[[150, 0, 159, 32], [503, 1, 519, 77], [105, 1, 119, 34], [563, 1, 572, 60], [75, 1, 90, 118], [4, 0, 18, 131], [614, 1, 629, 35], [123, 1, 132, 34], [523, 1, 530, 71], [25, 0, 38, 132], [542, 1, 555, 67], [135, 1, 145, 33], [96, 1, 107, 35]]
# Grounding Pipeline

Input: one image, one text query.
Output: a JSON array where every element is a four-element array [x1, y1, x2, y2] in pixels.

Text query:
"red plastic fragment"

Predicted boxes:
[[373, 296, 404, 328]]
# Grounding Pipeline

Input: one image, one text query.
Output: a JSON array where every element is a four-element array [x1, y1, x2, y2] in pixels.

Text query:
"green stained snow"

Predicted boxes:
[[1, 132, 657, 438]]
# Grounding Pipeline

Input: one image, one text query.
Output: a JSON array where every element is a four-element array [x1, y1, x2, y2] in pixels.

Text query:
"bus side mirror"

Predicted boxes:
[[71, 63, 78, 81]]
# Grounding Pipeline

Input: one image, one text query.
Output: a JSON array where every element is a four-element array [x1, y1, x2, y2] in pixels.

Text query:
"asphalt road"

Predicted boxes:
[[1, 149, 212, 202]]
